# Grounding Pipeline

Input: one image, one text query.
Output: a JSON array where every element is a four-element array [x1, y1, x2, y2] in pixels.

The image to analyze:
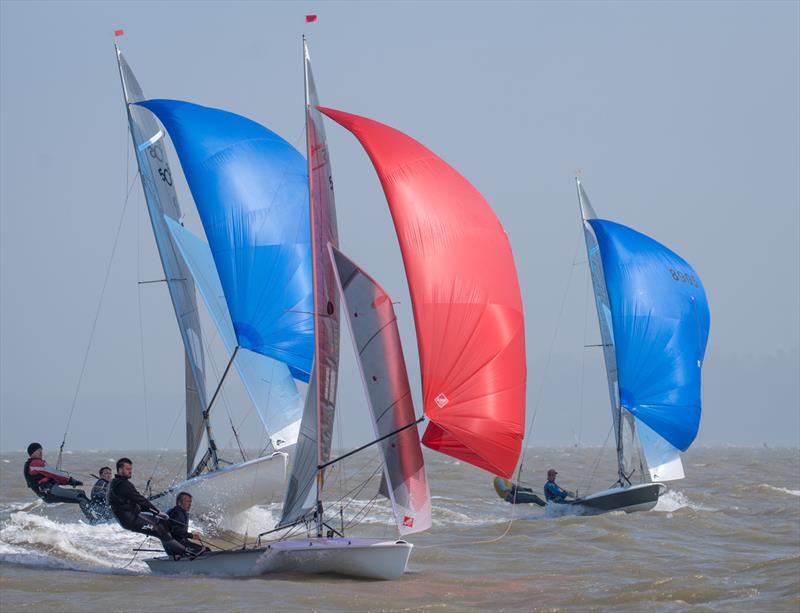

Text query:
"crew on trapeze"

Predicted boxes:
[[108, 457, 189, 559], [23, 442, 92, 514], [166, 492, 209, 558], [544, 468, 576, 503]]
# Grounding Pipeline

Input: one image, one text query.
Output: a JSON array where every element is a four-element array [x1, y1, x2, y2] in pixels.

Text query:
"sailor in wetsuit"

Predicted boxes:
[[544, 468, 575, 503], [167, 492, 209, 557], [86, 466, 114, 522], [23, 442, 91, 513], [108, 457, 187, 558]]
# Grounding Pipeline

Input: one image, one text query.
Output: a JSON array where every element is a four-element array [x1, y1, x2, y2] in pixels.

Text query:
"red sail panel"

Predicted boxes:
[[318, 107, 526, 478]]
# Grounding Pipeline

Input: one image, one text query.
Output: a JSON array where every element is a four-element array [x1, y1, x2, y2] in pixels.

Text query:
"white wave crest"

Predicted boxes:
[[218, 504, 282, 535], [762, 484, 800, 497], [0, 511, 151, 573], [654, 490, 715, 512]]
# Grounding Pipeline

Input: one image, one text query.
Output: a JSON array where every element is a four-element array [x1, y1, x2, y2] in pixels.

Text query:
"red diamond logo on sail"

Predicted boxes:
[[403, 516, 414, 527], [434, 393, 449, 408]]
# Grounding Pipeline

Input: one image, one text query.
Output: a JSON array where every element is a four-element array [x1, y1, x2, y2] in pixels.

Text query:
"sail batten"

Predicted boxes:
[[318, 107, 526, 479]]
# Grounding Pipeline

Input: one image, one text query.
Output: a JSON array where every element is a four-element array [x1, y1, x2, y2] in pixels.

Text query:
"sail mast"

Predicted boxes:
[[114, 45, 215, 476], [274, 37, 341, 534], [576, 178, 626, 483], [301, 35, 324, 535]]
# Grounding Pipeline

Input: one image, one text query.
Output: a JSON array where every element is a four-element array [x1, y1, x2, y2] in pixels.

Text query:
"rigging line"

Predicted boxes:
[[136, 186, 151, 453], [516, 236, 584, 480], [332, 462, 383, 510], [343, 491, 381, 531], [578, 273, 592, 448], [121, 534, 149, 570], [145, 402, 184, 495], [57, 170, 141, 469], [581, 425, 613, 495], [198, 329, 246, 461], [318, 417, 424, 470], [418, 480, 521, 551]]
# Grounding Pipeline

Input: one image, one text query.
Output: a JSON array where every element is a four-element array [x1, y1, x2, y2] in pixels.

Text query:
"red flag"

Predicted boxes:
[[305, 15, 317, 23], [114, 29, 124, 37]]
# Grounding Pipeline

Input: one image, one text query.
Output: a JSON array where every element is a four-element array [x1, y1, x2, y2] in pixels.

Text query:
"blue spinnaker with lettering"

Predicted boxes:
[[588, 219, 710, 451], [136, 99, 313, 381]]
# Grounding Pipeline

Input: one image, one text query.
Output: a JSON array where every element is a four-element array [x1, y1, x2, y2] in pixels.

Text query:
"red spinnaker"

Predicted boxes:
[[318, 107, 526, 478]]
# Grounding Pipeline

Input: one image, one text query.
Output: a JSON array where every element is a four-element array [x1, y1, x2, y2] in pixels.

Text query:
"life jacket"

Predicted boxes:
[[91, 479, 109, 503], [23, 458, 46, 493]]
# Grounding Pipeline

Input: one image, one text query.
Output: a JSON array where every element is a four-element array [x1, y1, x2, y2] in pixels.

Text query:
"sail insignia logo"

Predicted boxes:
[[434, 393, 449, 408], [402, 516, 414, 527]]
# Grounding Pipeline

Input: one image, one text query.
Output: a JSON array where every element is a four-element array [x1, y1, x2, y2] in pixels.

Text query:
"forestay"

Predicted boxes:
[[280, 42, 341, 527], [330, 246, 431, 535], [136, 99, 315, 383], [318, 107, 526, 479], [116, 49, 208, 475], [166, 218, 303, 449]]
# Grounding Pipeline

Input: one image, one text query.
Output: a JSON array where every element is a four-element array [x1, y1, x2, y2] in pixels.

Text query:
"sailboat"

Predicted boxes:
[[143, 39, 526, 579], [113, 46, 313, 519], [562, 178, 710, 514]]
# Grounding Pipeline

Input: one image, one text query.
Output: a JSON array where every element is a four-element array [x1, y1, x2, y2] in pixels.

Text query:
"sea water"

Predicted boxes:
[[1, 446, 797, 612]]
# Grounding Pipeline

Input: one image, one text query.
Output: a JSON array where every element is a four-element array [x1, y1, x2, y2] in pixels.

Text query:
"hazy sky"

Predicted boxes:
[[1, 1, 798, 456]]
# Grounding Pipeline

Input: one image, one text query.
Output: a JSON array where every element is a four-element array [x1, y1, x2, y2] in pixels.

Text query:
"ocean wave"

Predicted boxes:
[[760, 484, 800, 497], [0, 511, 151, 573], [0, 499, 45, 515], [653, 490, 716, 513]]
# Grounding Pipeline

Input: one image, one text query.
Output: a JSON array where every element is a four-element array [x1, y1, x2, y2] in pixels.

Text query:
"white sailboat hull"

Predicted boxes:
[[565, 482, 665, 515], [145, 537, 413, 580], [149, 451, 290, 519]]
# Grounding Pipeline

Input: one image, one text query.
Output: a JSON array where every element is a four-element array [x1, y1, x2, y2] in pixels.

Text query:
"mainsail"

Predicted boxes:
[[280, 41, 341, 528], [318, 108, 527, 479], [115, 48, 208, 475], [577, 180, 634, 480], [577, 179, 710, 482], [330, 246, 432, 535], [166, 218, 303, 448]]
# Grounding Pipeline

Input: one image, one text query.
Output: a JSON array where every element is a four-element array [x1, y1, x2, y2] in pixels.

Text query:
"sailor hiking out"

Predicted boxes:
[[108, 458, 187, 558], [23, 442, 92, 513]]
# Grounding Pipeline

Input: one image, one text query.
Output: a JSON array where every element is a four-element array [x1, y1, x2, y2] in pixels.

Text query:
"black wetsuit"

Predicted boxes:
[[505, 484, 546, 506], [109, 475, 185, 557], [167, 505, 206, 556]]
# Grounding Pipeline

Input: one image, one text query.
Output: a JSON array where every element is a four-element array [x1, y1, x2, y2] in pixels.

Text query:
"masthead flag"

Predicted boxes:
[[305, 15, 317, 23], [114, 29, 124, 37]]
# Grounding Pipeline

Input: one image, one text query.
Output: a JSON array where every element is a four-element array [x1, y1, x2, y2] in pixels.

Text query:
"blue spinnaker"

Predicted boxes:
[[588, 220, 710, 451], [166, 217, 303, 448], [137, 99, 314, 381]]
